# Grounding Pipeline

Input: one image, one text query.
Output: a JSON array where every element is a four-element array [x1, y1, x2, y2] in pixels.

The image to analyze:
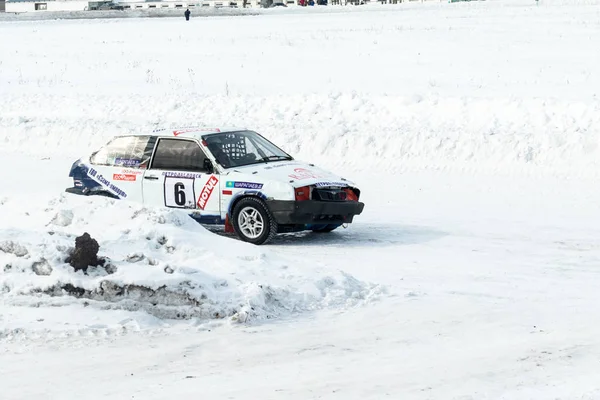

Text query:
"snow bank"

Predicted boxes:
[[2, 94, 600, 177], [0, 194, 384, 329], [1, 3, 600, 177]]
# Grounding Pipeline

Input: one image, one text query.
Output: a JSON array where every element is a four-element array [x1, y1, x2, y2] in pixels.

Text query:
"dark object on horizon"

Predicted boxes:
[[185, 8, 191, 20]]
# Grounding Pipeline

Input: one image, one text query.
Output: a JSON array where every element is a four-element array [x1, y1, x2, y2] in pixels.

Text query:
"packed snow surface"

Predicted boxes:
[[2, 1, 600, 399], [1, 0, 600, 176]]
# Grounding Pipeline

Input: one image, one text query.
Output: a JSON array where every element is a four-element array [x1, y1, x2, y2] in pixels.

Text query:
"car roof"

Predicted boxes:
[[134, 127, 247, 141]]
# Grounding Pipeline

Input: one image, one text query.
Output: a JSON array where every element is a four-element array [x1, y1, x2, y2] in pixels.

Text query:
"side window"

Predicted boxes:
[[151, 139, 208, 172], [90, 136, 154, 168]]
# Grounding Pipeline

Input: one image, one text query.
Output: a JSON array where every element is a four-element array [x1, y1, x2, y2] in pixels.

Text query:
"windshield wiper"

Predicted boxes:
[[259, 155, 292, 162]]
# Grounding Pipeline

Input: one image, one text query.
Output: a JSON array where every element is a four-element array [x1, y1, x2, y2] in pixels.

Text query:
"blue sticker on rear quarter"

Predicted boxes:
[[115, 158, 141, 167], [226, 181, 264, 189]]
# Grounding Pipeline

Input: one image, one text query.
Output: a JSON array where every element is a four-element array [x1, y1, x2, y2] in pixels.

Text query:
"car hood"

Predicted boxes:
[[227, 160, 356, 188]]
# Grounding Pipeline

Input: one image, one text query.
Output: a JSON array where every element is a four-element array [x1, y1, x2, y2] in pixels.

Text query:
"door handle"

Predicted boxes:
[[144, 176, 159, 181]]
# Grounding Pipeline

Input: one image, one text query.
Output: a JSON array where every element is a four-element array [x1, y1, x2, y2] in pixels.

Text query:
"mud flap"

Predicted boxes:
[[224, 214, 234, 233]]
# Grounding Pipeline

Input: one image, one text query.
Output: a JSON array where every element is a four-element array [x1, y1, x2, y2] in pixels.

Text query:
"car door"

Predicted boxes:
[[85, 135, 152, 202], [142, 137, 221, 218]]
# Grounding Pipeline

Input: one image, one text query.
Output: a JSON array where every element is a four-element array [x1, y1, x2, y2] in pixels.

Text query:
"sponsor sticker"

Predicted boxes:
[[162, 171, 202, 179], [263, 162, 301, 170], [225, 181, 264, 190], [115, 158, 141, 167], [288, 168, 327, 180], [122, 169, 144, 175], [197, 176, 219, 210], [173, 127, 221, 136], [314, 181, 347, 188], [85, 166, 127, 198], [222, 190, 233, 196], [113, 173, 137, 182]]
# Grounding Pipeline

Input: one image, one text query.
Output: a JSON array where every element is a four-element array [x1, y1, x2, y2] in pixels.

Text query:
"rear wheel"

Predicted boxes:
[[231, 197, 278, 245]]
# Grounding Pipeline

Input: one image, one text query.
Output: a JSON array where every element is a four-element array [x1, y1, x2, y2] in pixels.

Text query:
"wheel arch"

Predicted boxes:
[[227, 190, 269, 217]]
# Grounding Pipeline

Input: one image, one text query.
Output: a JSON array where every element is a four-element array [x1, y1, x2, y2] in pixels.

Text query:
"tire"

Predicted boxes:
[[311, 223, 341, 233], [231, 197, 278, 245]]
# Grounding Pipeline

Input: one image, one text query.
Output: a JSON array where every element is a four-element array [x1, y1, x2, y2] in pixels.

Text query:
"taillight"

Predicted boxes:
[[295, 186, 311, 201], [343, 188, 359, 202]]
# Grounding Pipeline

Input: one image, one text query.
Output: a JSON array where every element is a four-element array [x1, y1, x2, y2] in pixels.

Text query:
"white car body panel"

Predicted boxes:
[[223, 160, 356, 189], [77, 156, 145, 203], [142, 169, 221, 216]]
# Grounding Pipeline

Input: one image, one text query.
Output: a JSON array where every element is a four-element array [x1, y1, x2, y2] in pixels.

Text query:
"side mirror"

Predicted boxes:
[[203, 158, 215, 174]]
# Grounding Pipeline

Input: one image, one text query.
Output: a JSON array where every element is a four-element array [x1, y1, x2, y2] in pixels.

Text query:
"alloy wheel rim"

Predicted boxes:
[[238, 207, 264, 239]]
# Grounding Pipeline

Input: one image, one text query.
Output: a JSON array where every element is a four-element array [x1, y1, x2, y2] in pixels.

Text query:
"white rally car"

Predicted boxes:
[[65, 127, 365, 245]]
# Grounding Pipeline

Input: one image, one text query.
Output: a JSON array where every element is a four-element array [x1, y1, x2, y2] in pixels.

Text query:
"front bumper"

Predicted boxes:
[[267, 200, 365, 225]]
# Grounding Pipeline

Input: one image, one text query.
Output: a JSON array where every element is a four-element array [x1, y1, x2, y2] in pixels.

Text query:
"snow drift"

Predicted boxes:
[[0, 194, 384, 327], [2, 94, 600, 177]]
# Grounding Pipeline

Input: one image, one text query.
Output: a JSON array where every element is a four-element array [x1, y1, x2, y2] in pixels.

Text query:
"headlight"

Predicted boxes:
[[294, 186, 311, 201]]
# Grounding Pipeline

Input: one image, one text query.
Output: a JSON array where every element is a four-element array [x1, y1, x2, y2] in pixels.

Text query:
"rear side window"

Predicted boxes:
[[90, 136, 154, 168], [150, 139, 208, 172]]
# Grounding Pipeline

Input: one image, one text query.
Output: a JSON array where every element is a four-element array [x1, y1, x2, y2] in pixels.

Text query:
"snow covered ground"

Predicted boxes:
[[2, 1, 600, 399], [2, 1, 600, 176]]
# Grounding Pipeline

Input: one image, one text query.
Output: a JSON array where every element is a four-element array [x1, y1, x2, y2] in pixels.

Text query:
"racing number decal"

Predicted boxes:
[[174, 182, 186, 206], [164, 177, 196, 209]]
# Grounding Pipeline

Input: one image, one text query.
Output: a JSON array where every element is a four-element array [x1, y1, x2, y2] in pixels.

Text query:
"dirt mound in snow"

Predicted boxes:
[[0, 195, 384, 327]]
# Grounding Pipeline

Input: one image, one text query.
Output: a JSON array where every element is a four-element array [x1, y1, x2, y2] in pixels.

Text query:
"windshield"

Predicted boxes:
[[202, 130, 292, 168]]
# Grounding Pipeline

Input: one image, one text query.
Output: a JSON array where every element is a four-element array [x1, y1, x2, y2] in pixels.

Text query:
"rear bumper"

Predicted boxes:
[[65, 187, 85, 195], [65, 186, 119, 199], [267, 200, 365, 225]]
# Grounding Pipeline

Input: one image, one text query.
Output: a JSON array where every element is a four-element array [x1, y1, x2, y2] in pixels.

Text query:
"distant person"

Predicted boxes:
[[184, 8, 191, 21]]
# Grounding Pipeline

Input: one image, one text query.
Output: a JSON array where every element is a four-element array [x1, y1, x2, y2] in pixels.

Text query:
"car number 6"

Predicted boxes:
[[164, 176, 196, 208], [174, 182, 186, 206]]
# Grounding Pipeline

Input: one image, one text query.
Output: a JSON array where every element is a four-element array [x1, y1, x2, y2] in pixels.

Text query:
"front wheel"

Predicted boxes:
[[231, 197, 278, 245]]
